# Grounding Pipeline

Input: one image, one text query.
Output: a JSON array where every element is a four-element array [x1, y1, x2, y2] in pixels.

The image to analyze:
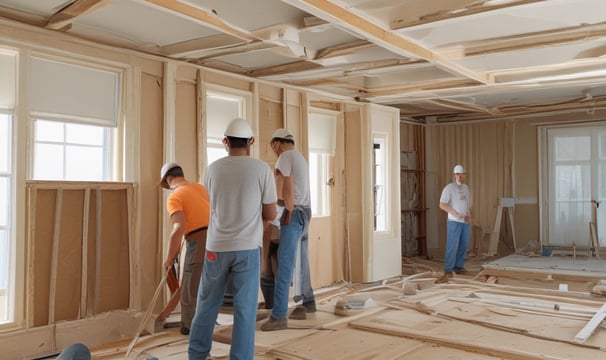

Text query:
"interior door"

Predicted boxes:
[[545, 126, 605, 248]]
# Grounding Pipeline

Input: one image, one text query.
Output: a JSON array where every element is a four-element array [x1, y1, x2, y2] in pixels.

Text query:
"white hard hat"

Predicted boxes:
[[224, 118, 254, 139], [160, 162, 180, 189], [453, 165, 465, 174], [271, 128, 294, 141]]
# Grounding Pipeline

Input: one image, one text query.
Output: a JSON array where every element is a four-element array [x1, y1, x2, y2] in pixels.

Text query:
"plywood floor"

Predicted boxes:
[[89, 255, 606, 359]]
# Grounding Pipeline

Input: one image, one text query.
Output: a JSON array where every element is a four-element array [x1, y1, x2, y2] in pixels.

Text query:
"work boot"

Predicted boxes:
[[302, 300, 316, 313], [261, 316, 287, 331], [288, 305, 307, 320], [260, 277, 275, 309], [179, 324, 190, 335]]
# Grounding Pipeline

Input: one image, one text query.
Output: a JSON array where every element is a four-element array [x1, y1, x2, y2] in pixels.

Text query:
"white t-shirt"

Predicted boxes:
[[204, 156, 277, 252], [440, 182, 471, 223], [275, 149, 310, 207]]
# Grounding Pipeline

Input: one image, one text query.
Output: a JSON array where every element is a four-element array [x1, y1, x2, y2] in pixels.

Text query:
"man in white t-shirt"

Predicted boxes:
[[188, 118, 277, 360], [261, 128, 315, 331], [439, 164, 472, 276]]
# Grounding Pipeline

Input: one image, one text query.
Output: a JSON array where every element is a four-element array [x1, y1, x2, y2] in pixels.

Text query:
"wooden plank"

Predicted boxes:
[[48, 188, 63, 326], [590, 222, 600, 259], [144, 0, 256, 41], [488, 205, 502, 255], [574, 302, 606, 344], [80, 188, 90, 318], [46, 0, 110, 30]]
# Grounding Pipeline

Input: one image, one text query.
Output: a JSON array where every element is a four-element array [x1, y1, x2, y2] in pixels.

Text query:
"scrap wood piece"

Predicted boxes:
[[574, 302, 606, 344], [437, 311, 603, 350], [388, 299, 436, 315], [348, 321, 560, 360], [321, 306, 386, 330]]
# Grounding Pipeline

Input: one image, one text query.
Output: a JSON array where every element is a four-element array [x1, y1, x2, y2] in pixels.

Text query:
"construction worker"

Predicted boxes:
[[160, 162, 210, 335], [188, 118, 277, 360], [439, 164, 472, 276], [260, 205, 283, 309], [261, 128, 315, 331]]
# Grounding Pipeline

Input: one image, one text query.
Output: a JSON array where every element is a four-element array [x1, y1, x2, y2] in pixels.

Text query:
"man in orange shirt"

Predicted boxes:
[[160, 162, 210, 335]]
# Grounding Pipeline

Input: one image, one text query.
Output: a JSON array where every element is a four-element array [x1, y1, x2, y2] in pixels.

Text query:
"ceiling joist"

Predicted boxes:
[[391, 0, 545, 30], [46, 0, 110, 30], [282, 0, 489, 84], [143, 0, 257, 41], [444, 21, 606, 58]]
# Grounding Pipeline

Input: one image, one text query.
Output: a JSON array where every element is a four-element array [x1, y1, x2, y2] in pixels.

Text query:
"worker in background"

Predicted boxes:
[[439, 164, 472, 276], [188, 118, 277, 360], [261, 128, 315, 331], [160, 162, 210, 335], [260, 205, 284, 309]]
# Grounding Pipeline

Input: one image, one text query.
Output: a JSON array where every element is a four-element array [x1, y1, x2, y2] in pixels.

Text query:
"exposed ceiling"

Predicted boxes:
[[2, 0, 606, 123]]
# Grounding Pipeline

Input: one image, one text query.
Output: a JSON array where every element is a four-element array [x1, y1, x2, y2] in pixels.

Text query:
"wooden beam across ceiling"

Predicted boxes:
[[143, 0, 257, 41], [281, 0, 490, 84], [46, 0, 111, 30], [442, 21, 606, 58], [391, 0, 545, 30], [0, 5, 48, 27]]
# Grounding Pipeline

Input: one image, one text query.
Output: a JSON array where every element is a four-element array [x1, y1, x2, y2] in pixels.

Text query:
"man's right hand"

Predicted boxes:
[[280, 208, 292, 225]]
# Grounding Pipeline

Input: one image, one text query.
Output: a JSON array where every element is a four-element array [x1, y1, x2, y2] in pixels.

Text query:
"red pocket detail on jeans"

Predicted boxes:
[[206, 251, 217, 261]]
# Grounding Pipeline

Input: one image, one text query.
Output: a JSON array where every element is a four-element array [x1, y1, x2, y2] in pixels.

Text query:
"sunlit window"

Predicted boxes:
[[373, 138, 387, 231], [309, 152, 330, 216], [29, 56, 121, 182], [205, 90, 248, 166], [0, 48, 16, 326], [33, 119, 113, 181]]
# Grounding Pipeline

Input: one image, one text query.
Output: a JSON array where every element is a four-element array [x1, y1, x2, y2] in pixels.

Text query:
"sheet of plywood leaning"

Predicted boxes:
[[27, 182, 132, 327]]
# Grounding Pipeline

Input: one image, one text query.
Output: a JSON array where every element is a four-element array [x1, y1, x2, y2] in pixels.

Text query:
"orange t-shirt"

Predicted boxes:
[[166, 183, 210, 234]]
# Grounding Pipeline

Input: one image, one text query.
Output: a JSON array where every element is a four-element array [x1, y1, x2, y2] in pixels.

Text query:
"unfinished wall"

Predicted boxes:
[[27, 183, 131, 327]]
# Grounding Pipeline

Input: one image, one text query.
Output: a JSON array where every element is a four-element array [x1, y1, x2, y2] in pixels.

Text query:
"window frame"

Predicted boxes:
[[26, 54, 124, 182]]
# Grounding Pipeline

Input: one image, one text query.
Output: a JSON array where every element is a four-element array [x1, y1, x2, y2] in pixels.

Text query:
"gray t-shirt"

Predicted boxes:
[[204, 156, 277, 252], [440, 182, 471, 223], [275, 149, 310, 207]]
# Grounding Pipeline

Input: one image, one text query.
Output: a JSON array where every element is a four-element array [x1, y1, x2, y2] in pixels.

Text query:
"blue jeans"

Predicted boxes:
[[188, 249, 260, 360], [57, 343, 90, 360], [444, 220, 470, 272], [272, 207, 314, 319]]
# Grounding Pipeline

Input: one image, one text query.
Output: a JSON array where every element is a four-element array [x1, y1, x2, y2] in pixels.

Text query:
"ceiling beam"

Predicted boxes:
[[248, 60, 323, 77], [159, 34, 248, 57], [363, 79, 480, 98], [314, 40, 376, 60], [143, 0, 257, 41], [281, 0, 489, 84], [442, 21, 606, 58], [0, 5, 48, 27], [46, 0, 111, 30], [391, 0, 545, 30]]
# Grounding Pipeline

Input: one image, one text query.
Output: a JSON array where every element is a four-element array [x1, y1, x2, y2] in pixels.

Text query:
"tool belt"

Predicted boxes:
[[185, 226, 208, 241]]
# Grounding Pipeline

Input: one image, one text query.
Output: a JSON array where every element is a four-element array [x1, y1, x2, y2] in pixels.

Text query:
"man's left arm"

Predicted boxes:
[[165, 211, 185, 269]]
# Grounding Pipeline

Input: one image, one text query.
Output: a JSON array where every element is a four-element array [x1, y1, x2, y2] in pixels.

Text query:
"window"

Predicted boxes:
[[29, 56, 121, 181], [0, 48, 15, 325], [308, 110, 337, 217], [205, 88, 249, 166], [309, 152, 330, 216], [373, 137, 388, 231], [33, 120, 113, 181], [542, 126, 606, 247], [0, 113, 11, 324]]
